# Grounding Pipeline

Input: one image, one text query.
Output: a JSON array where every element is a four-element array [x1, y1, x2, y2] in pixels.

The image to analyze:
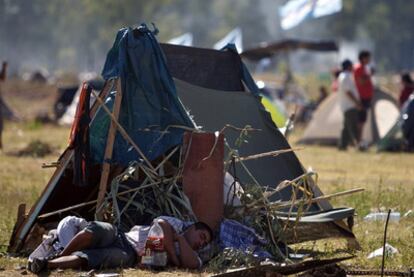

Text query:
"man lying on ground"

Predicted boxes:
[[28, 215, 213, 273]]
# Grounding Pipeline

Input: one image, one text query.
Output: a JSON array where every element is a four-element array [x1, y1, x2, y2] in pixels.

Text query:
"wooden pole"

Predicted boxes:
[[90, 90, 155, 173], [223, 148, 302, 165], [95, 78, 123, 220]]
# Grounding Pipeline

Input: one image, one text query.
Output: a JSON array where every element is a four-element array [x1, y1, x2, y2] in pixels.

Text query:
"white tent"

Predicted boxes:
[[58, 84, 99, 125], [298, 89, 399, 146], [167, 33, 193, 47], [213, 27, 243, 53]]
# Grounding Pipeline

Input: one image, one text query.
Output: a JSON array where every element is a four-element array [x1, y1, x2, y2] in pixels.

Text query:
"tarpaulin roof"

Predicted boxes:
[[241, 39, 338, 60], [92, 25, 194, 164]]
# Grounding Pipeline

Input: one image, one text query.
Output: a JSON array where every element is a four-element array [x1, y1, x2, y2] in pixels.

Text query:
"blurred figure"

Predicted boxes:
[[353, 50, 373, 146], [338, 59, 362, 150], [399, 72, 414, 107], [0, 61, 8, 150], [315, 86, 328, 107], [330, 68, 341, 93]]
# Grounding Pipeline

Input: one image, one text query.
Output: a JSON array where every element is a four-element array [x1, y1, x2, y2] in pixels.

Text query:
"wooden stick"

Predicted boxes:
[[90, 89, 155, 172], [224, 148, 302, 164], [38, 177, 176, 219], [272, 188, 365, 209], [95, 79, 124, 220]]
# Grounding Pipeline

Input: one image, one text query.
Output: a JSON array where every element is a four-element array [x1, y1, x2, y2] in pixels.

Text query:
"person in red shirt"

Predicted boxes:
[[399, 73, 414, 107], [353, 50, 373, 143]]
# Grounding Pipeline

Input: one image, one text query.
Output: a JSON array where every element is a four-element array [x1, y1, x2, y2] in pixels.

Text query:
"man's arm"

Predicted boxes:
[[346, 91, 362, 109], [174, 234, 201, 269], [157, 219, 201, 269]]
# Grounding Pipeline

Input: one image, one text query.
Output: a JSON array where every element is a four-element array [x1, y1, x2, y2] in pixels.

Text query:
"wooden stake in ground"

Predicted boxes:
[[95, 78, 123, 220]]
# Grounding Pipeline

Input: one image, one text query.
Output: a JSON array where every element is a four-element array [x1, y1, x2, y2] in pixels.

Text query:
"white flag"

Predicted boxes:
[[279, 0, 342, 30], [313, 0, 342, 18], [213, 27, 243, 53]]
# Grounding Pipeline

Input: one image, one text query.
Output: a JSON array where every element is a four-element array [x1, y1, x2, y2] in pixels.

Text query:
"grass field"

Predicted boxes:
[[0, 80, 412, 276]]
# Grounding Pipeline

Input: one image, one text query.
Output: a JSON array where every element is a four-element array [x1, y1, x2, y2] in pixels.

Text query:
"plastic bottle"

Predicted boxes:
[[141, 221, 167, 269], [363, 212, 400, 222]]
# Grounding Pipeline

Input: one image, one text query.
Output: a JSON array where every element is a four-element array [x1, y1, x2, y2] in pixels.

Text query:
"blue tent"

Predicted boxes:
[[91, 24, 194, 165]]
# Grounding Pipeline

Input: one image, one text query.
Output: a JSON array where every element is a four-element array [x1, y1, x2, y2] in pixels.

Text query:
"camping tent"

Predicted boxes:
[[9, 25, 357, 253], [167, 32, 193, 46], [377, 94, 414, 151], [58, 78, 104, 125], [298, 89, 400, 146], [213, 27, 243, 53]]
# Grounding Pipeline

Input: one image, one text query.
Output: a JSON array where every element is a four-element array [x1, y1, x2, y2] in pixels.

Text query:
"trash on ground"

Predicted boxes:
[[363, 212, 400, 222], [367, 243, 398, 259]]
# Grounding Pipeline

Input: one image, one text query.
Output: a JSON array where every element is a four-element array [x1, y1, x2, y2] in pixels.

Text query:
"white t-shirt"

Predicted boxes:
[[338, 71, 359, 112]]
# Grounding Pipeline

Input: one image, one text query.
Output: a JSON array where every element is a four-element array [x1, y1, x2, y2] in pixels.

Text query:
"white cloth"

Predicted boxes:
[[56, 216, 88, 249], [338, 71, 359, 112]]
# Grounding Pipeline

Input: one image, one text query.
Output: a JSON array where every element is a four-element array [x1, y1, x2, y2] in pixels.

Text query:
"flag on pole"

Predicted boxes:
[[167, 33, 193, 46], [213, 27, 243, 53], [279, 0, 342, 30]]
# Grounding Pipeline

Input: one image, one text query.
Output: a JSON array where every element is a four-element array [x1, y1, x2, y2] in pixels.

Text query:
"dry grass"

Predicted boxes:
[[0, 79, 412, 275], [289, 128, 414, 272]]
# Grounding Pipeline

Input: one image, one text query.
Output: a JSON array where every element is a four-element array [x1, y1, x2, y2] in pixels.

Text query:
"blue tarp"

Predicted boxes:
[[90, 24, 194, 165]]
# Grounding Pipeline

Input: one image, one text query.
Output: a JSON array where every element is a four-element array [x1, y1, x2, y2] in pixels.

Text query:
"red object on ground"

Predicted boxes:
[[182, 132, 224, 231]]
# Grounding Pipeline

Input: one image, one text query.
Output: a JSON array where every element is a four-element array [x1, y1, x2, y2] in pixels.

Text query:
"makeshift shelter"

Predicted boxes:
[[298, 89, 400, 146], [9, 25, 357, 254]]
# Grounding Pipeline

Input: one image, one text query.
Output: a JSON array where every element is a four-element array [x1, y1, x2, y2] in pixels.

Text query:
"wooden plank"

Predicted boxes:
[[95, 78, 123, 220]]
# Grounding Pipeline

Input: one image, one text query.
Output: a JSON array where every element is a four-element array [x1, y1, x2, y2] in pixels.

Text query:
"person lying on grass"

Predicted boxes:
[[28, 215, 213, 273]]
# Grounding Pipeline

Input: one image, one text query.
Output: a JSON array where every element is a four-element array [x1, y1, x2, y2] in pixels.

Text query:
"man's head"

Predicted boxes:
[[341, 59, 353, 72], [183, 222, 213, 250], [358, 50, 371, 65]]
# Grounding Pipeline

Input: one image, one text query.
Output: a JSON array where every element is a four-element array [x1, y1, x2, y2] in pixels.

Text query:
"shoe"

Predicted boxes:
[[28, 257, 47, 274]]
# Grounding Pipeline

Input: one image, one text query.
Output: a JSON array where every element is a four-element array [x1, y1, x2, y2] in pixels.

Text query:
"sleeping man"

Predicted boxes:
[[28, 215, 213, 273]]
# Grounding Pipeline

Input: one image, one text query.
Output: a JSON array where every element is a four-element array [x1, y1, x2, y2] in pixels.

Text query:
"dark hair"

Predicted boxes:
[[341, 59, 353, 70], [401, 72, 413, 85], [358, 50, 371, 61], [193, 221, 214, 241]]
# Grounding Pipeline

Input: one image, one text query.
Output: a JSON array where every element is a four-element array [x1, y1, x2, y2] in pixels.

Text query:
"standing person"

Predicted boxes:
[[338, 60, 362, 150], [353, 51, 373, 147], [399, 72, 414, 107], [0, 61, 8, 150]]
